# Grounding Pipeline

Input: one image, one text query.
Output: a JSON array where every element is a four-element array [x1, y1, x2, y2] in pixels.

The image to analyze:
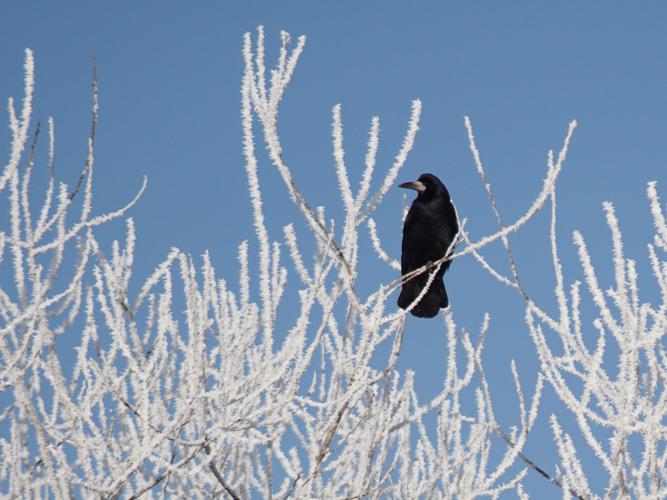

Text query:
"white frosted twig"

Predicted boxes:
[[366, 218, 400, 270], [465, 116, 527, 297], [133, 248, 181, 310], [647, 181, 667, 251], [459, 227, 517, 288], [283, 224, 311, 285], [1, 49, 34, 193], [456, 120, 577, 261], [241, 59, 273, 346], [549, 188, 571, 335], [35, 118, 56, 235], [243, 29, 356, 290], [30, 176, 147, 256], [572, 230, 620, 336], [332, 104, 354, 217], [356, 116, 380, 213], [359, 100, 421, 223]]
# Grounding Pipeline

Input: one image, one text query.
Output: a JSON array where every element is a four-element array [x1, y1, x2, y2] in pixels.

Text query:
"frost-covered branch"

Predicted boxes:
[[0, 33, 534, 498], [3, 27, 652, 499], [463, 114, 667, 496], [526, 191, 667, 498]]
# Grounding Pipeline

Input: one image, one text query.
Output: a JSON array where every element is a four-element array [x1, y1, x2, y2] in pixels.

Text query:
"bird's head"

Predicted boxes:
[[399, 173, 450, 201]]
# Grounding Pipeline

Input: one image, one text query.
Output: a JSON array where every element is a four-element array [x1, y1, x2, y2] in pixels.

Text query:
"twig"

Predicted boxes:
[[316, 400, 350, 467], [69, 55, 98, 202], [464, 118, 586, 498], [464, 116, 529, 300], [495, 427, 585, 500], [24, 121, 41, 176], [206, 444, 241, 500], [470, 325, 585, 499], [278, 152, 355, 282], [282, 473, 301, 500], [127, 473, 167, 500]]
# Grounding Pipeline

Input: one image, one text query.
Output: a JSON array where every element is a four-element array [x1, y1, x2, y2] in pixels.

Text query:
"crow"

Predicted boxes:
[[398, 173, 458, 318]]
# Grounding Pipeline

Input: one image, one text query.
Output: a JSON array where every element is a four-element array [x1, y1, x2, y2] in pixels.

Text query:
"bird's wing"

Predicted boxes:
[[433, 219, 457, 271]]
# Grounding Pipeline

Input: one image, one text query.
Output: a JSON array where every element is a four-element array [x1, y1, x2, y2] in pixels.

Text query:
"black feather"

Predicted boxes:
[[398, 173, 458, 318]]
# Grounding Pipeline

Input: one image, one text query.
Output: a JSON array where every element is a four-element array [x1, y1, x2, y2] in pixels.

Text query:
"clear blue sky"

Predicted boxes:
[[2, 2, 666, 496]]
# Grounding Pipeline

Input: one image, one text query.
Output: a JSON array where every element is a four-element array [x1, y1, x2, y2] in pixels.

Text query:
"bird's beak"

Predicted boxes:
[[399, 180, 426, 192]]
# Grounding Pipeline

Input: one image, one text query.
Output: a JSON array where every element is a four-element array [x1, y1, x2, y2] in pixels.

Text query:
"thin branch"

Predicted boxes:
[[68, 55, 98, 202], [207, 449, 242, 500], [496, 427, 585, 500]]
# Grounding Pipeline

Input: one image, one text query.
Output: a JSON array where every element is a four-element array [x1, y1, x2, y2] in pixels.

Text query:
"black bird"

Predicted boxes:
[[398, 173, 458, 318]]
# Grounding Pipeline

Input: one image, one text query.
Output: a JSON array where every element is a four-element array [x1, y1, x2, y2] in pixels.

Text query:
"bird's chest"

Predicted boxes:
[[403, 205, 450, 259], [406, 220, 439, 252]]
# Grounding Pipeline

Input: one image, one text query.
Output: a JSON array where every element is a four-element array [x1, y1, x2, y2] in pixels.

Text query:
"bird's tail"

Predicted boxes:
[[398, 275, 448, 318]]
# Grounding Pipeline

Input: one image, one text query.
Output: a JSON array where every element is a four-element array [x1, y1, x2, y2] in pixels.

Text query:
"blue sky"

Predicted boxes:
[[2, 1, 666, 496]]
